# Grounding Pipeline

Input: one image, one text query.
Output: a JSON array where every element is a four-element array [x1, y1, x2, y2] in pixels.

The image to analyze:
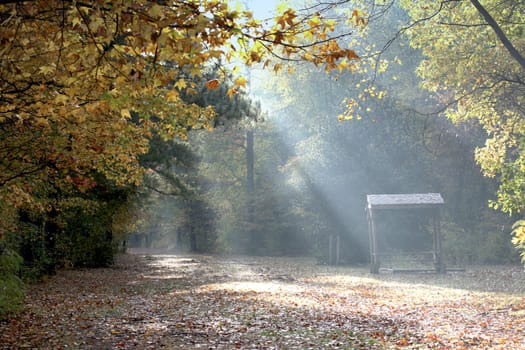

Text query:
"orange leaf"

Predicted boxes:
[[206, 79, 220, 90], [227, 87, 238, 97]]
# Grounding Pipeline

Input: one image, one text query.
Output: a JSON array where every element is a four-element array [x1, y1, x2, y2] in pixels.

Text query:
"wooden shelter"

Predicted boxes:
[[366, 193, 445, 274]]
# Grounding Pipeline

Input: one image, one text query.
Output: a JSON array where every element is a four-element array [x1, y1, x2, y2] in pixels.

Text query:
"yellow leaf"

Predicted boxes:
[[227, 87, 238, 97], [325, 19, 336, 31], [303, 29, 314, 42], [54, 94, 69, 105], [303, 52, 313, 61], [34, 117, 49, 128], [308, 15, 321, 28], [39, 65, 55, 75], [71, 15, 82, 28], [249, 50, 261, 63], [121, 109, 131, 119], [284, 9, 297, 26], [174, 78, 187, 91], [337, 59, 348, 72], [276, 15, 287, 29], [234, 76, 247, 88], [148, 4, 164, 19], [165, 90, 179, 101]]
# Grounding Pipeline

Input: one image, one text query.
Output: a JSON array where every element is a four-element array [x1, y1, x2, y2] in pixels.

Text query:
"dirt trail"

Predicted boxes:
[[1, 251, 525, 349]]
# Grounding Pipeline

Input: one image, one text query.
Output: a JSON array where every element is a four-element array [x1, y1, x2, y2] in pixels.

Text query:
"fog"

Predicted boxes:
[[128, 0, 518, 268]]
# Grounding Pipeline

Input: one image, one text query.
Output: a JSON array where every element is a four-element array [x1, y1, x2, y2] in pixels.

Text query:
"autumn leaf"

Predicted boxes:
[[174, 79, 187, 91], [120, 109, 131, 119], [165, 89, 179, 102], [234, 76, 247, 88], [33, 117, 49, 128], [3, 254, 525, 349], [337, 59, 349, 72], [206, 79, 220, 90], [227, 87, 238, 97], [276, 9, 297, 29]]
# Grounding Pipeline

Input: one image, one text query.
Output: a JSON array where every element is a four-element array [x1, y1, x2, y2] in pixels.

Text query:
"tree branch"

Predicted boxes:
[[143, 183, 181, 197], [0, 165, 45, 187], [470, 0, 525, 71]]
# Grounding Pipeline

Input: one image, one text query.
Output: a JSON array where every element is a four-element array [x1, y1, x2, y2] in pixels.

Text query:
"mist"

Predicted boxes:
[[127, 0, 518, 269]]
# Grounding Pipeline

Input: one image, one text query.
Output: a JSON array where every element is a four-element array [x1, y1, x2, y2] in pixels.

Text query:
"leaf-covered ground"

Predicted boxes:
[[1, 251, 525, 349]]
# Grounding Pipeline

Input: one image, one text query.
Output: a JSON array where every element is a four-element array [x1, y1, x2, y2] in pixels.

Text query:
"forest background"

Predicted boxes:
[[1, 0, 525, 318]]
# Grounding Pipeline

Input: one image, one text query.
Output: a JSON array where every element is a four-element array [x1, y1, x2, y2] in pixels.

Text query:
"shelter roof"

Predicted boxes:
[[366, 193, 444, 210]]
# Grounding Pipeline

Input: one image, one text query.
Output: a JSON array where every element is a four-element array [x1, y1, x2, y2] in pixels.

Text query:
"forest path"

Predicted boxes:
[[1, 251, 525, 349]]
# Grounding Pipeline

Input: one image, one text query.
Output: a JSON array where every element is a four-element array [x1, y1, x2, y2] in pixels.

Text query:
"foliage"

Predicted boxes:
[[0, 0, 363, 279], [246, 0, 521, 265], [17, 220, 55, 280], [443, 217, 518, 266], [0, 246, 24, 319], [129, 66, 262, 253], [399, 0, 525, 257], [0, 0, 359, 207], [2, 171, 137, 280], [140, 135, 199, 198], [56, 204, 119, 268], [512, 220, 525, 264]]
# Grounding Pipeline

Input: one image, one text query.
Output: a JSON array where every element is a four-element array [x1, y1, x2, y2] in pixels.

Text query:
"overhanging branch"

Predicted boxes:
[[470, 0, 525, 72]]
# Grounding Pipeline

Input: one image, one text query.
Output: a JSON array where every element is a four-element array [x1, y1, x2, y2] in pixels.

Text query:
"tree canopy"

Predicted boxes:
[[397, 0, 525, 259], [0, 0, 360, 237], [2, 0, 525, 287]]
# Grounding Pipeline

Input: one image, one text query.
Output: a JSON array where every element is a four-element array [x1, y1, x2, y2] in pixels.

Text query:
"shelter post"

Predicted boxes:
[[367, 207, 379, 274], [432, 209, 445, 273]]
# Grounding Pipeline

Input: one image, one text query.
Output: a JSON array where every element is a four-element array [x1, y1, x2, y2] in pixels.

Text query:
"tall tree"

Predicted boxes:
[[0, 0, 360, 231], [0, 0, 366, 256], [248, 0, 516, 264], [396, 0, 525, 260]]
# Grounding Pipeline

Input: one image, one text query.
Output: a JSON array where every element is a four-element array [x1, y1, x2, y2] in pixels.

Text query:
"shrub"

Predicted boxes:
[[56, 208, 116, 268], [0, 246, 25, 320]]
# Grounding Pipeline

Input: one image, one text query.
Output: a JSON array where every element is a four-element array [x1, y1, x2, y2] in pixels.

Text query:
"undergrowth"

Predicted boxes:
[[0, 247, 25, 320]]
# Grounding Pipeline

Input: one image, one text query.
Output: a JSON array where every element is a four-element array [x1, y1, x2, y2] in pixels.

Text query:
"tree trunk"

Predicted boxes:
[[189, 202, 198, 252], [189, 223, 197, 252], [246, 129, 256, 250], [246, 130, 254, 195]]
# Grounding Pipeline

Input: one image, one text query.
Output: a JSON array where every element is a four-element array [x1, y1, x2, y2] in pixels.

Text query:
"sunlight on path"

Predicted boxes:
[[1, 251, 524, 349], [134, 252, 525, 349]]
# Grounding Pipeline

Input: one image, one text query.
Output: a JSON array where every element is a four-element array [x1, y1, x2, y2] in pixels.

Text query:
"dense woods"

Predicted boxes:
[[1, 0, 525, 322]]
